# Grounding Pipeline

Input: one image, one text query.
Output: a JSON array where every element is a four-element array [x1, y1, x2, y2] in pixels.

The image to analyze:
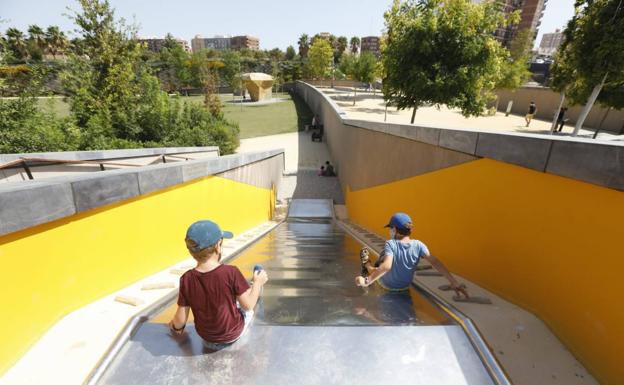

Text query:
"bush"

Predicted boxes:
[[0, 97, 81, 153]]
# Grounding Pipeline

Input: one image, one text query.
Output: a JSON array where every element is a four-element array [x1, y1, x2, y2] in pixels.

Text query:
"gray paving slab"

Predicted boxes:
[[439, 130, 479, 155], [0, 182, 75, 234], [475, 133, 552, 171], [137, 164, 183, 194], [71, 172, 141, 212], [546, 141, 624, 190]]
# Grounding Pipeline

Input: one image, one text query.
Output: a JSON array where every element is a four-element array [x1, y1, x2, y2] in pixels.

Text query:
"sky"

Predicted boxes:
[[1, 0, 575, 50]]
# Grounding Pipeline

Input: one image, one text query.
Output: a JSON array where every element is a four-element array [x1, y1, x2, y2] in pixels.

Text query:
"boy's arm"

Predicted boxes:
[[422, 253, 469, 298], [168, 306, 190, 335], [238, 270, 268, 311], [356, 254, 393, 287]]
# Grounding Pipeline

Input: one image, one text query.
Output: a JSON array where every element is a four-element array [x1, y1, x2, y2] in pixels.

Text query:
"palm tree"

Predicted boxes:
[[350, 36, 360, 55], [27, 24, 46, 59], [5, 28, 28, 61], [298, 33, 309, 58], [45, 26, 69, 59]]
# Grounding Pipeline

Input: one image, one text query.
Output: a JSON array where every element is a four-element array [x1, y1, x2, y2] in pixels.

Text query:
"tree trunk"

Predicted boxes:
[[551, 91, 566, 134], [573, 72, 608, 136], [353, 86, 357, 106], [384, 102, 388, 122], [411, 105, 417, 124], [593, 107, 612, 139]]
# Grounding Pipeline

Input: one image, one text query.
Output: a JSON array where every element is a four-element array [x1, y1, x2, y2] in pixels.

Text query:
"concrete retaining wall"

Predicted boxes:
[[0, 147, 220, 183], [294, 81, 624, 192], [0, 149, 284, 236], [495, 86, 624, 134]]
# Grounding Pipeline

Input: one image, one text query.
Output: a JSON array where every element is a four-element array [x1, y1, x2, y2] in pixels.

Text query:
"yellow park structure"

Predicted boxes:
[[242, 72, 273, 101]]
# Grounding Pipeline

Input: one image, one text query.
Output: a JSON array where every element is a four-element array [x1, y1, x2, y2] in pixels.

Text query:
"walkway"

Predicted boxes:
[[237, 126, 344, 204], [324, 88, 623, 142]]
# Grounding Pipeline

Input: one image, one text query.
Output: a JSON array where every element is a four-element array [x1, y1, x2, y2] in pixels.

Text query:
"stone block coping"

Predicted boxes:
[[0, 149, 284, 237], [0, 146, 220, 164], [295, 81, 624, 191]]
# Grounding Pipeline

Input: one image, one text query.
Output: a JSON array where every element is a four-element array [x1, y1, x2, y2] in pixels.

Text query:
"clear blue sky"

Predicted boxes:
[[2, 0, 574, 49]]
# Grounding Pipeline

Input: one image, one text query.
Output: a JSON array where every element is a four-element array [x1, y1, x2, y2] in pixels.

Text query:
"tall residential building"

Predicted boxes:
[[360, 36, 381, 57], [138, 37, 190, 53], [231, 35, 260, 51], [538, 29, 564, 56], [191, 35, 259, 52], [191, 35, 231, 52], [491, 0, 547, 48]]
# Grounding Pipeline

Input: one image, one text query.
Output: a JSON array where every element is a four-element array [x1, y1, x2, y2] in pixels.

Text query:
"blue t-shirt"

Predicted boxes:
[[379, 239, 429, 290]]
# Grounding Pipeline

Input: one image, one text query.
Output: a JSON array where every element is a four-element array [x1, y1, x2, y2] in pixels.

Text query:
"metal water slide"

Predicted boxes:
[[88, 199, 510, 385]]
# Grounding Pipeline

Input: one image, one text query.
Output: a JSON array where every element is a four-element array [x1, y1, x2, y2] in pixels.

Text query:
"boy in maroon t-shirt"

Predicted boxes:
[[168, 220, 268, 349]]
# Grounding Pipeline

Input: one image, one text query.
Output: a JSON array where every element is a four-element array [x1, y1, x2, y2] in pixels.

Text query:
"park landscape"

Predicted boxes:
[[1, 1, 623, 385]]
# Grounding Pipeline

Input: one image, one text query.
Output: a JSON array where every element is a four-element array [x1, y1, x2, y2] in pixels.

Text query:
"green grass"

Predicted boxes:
[[22, 92, 313, 140]]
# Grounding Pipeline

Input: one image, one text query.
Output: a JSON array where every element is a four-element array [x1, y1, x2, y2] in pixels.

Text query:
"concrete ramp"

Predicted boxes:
[[287, 199, 334, 218]]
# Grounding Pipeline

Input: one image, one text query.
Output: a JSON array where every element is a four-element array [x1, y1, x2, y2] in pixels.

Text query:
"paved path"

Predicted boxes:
[[324, 88, 623, 142], [237, 131, 344, 204]]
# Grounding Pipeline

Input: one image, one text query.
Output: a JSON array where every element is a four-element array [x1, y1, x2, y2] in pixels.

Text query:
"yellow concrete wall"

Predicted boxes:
[[346, 158, 624, 385], [0, 176, 274, 374]]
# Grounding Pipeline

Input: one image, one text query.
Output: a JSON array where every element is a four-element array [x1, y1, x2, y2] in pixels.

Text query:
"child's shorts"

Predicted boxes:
[[201, 308, 254, 351]]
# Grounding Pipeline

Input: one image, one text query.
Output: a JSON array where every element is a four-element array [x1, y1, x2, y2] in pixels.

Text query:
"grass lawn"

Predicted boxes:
[[19, 91, 312, 140]]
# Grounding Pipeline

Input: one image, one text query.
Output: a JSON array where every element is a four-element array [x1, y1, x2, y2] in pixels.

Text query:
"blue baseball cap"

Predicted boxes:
[[185, 220, 233, 252], [384, 213, 413, 231]]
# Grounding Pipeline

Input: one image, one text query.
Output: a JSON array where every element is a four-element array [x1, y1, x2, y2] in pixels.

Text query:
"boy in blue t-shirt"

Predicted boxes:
[[355, 213, 469, 298]]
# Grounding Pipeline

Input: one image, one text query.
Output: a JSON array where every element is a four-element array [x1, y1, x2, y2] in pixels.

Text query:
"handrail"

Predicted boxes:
[[0, 157, 144, 170], [0, 157, 145, 181], [336, 220, 513, 385]]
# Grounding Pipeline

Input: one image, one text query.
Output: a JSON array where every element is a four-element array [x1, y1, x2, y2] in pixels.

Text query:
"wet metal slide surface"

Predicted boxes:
[[97, 200, 494, 385]]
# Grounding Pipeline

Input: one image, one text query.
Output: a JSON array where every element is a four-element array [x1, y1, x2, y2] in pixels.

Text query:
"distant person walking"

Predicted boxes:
[[556, 107, 568, 132], [525, 101, 537, 127]]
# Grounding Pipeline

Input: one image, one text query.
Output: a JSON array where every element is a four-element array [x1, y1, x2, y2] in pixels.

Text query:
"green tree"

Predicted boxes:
[[45, 26, 69, 60], [27, 25, 46, 61], [307, 38, 333, 79], [336, 36, 348, 61], [497, 27, 531, 90], [285, 45, 296, 60], [382, 0, 508, 123], [5, 28, 28, 62], [298, 33, 310, 57], [220, 49, 242, 93], [550, 0, 624, 136], [350, 36, 360, 54]]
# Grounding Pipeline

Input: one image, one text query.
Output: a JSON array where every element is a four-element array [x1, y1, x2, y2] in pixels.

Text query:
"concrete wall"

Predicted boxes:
[[294, 80, 624, 385], [0, 149, 284, 237], [495, 86, 624, 134], [294, 81, 624, 192], [0, 148, 283, 374], [0, 147, 220, 183]]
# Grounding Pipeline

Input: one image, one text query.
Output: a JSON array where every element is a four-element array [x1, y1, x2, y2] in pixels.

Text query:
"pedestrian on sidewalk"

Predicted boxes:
[[525, 101, 537, 127], [168, 220, 269, 350], [556, 107, 568, 132]]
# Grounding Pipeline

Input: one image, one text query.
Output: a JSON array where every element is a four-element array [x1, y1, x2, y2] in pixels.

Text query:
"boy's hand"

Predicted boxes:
[[168, 320, 185, 335], [253, 270, 269, 286], [355, 276, 367, 287], [452, 283, 469, 299]]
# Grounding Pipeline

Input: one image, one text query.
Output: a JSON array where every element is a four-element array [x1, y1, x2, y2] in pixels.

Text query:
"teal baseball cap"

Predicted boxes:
[[185, 220, 233, 252]]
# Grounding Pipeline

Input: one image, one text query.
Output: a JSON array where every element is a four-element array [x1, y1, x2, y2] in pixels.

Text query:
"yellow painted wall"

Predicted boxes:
[[346, 158, 624, 385], [0, 176, 274, 374]]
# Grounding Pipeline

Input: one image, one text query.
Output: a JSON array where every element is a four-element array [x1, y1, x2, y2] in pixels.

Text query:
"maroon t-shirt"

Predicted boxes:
[[177, 265, 250, 343]]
